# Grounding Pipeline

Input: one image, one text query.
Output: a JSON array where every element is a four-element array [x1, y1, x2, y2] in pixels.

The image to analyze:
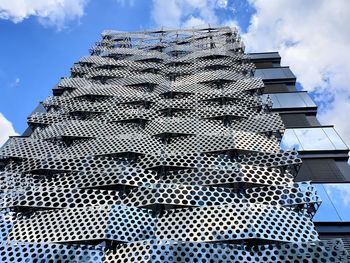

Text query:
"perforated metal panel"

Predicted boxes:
[[0, 26, 348, 262]]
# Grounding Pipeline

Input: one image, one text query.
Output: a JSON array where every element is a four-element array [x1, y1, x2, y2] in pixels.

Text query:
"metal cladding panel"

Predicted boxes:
[[8, 205, 155, 243], [155, 203, 318, 243], [0, 26, 348, 261], [0, 239, 348, 262]]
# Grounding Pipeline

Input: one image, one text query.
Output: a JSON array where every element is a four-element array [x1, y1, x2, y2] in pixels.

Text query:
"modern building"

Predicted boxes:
[[251, 51, 350, 255], [0, 26, 349, 262]]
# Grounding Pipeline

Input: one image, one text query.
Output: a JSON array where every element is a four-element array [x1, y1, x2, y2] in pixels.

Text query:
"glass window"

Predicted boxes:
[[255, 68, 280, 79], [277, 93, 309, 108], [263, 92, 316, 109], [299, 92, 317, 107], [294, 128, 334, 150], [249, 52, 280, 60], [264, 68, 285, 79], [268, 94, 281, 108], [282, 68, 296, 79], [313, 184, 350, 222], [255, 68, 296, 80], [312, 184, 341, 222], [280, 129, 302, 150], [254, 69, 264, 79], [323, 127, 348, 149], [281, 127, 348, 151]]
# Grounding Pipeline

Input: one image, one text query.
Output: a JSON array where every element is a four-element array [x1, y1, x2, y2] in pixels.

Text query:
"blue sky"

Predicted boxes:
[[0, 0, 350, 149], [0, 0, 155, 135]]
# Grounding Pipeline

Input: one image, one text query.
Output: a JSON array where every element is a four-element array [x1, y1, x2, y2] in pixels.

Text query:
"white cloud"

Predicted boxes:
[[216, 0, 228, 9], [182, 16, 207, 28], [242, 0, 350, 150], [151, 0, 225, 28], [222, 18, 239, 29], [9, 77, 20, 88], [0, 0, 88, 30], [0, 113, 18, 147]]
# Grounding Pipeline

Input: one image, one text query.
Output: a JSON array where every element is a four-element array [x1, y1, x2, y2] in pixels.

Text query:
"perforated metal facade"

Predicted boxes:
[[0, 26, 348, 262]]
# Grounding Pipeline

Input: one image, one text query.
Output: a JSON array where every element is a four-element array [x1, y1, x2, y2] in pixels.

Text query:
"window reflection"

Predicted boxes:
[[313, 184, 350, 222], [294, 128, 334, 150], [313, 184, 341, 222], [265, 92, 316, 109], [324, 184, 350, 221], [281, 127, 348, 151], [323, 128, 348, 149], [275, 93, 307, 108], [268, 94, 280, 107], [255, 68, 295, 80], [280, 129, 301, 150], [300, 93, 316, 107]]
